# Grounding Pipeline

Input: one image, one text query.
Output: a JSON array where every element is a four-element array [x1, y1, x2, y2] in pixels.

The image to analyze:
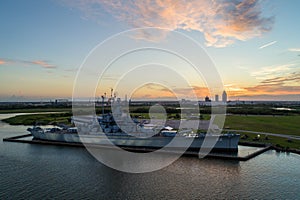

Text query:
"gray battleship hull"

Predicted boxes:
[[30, 130, 239, 152]]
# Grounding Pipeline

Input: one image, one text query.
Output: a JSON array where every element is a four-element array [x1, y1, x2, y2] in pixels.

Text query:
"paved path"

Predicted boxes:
[[224, 129, 300, 140]]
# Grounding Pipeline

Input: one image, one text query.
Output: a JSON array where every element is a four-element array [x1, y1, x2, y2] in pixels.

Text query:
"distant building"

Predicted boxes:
[[205, 96, 211, 102], [215, 94, 219, 102], [55, 99, 69, 104], [222, 91, 227, 103]]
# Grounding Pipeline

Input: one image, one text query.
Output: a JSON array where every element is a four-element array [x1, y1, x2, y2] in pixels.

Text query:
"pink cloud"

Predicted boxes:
[[65, 0, 274, 47], [31, 60, 56, 69], [0, 59, 5, 65]]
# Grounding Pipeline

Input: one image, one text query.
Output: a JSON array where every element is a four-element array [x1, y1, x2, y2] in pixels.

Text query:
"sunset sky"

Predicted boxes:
[[0, 0, 299, 101]]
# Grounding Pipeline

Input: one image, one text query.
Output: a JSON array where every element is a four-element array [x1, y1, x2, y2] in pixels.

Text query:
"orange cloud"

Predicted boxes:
[[67, 0, 274, 47], [131, 84, 176, 100], [168, 86, 209, 98], [0, 59, 5, 65], [227, 72, 300, 98], [127, 83, 210, 100]]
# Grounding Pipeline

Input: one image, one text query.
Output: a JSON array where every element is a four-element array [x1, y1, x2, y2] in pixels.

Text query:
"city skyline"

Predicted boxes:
[[0, 0, 300, 102]]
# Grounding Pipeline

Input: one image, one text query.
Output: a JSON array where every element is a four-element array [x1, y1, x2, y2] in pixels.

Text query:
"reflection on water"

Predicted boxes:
[[0, 114, 299, 199], [12, 134, 262, 157]]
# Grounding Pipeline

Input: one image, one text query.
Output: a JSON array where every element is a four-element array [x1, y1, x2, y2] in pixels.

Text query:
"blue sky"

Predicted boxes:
[[0, 0, 299, 101]]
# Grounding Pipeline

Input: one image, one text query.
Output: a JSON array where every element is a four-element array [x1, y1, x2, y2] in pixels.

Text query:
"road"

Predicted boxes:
[[224, 129, 300, 140]]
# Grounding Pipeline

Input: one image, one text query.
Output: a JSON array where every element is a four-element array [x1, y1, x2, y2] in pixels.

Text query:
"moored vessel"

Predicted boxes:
[[28, 96, 239, 152]]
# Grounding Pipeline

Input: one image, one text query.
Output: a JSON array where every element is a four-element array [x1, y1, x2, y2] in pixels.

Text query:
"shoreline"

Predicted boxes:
[[239, 141, 300, 155]]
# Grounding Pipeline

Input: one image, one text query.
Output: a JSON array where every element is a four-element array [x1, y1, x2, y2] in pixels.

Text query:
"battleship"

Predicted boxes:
[[27, 98, 240, 152]]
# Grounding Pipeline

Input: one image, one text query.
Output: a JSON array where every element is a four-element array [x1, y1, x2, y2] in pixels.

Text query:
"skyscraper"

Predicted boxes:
[[222, 91, 227, 103], [215, 94, 219, 102]]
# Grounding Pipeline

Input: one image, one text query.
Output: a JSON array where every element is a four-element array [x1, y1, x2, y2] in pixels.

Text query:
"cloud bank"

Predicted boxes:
[[0, 58, 56, 69], [251, 63, 296, 80], [288, 48, 300, 52], [226, 72, 300, 99], [66, 0, 274, 47]]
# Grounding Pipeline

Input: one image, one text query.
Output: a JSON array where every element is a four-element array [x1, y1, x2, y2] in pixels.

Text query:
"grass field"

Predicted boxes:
[[224, 115, 300, 136], [2, 113, 72, 125], [238, 132, 300, 150]]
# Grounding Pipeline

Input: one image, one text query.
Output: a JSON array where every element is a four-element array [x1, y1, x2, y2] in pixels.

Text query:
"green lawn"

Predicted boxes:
[[224, 115, 300, 136], [238, 132, 300, 150], [2, 113, 72, 125]]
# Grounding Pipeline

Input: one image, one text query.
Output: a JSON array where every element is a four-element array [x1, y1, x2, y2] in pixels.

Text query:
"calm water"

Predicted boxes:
[[0, 114, 299, 199]]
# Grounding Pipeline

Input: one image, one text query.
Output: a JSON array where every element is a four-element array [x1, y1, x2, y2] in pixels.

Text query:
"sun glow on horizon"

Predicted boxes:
[[0, 1, 299, 101]]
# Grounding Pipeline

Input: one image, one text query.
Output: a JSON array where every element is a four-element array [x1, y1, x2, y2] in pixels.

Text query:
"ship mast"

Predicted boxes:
[[101, 94, 105, 115], [110, 88, 113, 103]]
